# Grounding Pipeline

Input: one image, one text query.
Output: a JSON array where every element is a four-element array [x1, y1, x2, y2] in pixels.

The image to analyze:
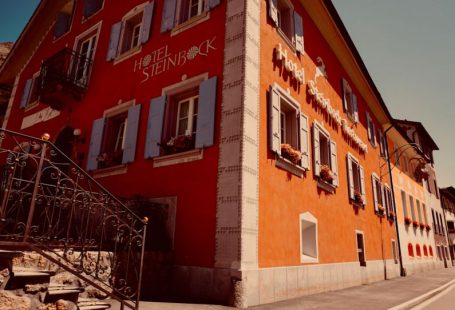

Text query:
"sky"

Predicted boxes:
[[0, 1, 453, 187]]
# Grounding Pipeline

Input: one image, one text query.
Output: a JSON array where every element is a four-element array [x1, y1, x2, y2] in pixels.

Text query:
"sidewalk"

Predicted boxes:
[[108, 267, 455, 309]]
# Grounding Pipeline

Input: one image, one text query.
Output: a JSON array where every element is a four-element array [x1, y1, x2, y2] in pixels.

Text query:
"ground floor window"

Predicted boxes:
[[356, 231, 366, 266], [299, 212, 318, 263], [392, 240, 398, 264]]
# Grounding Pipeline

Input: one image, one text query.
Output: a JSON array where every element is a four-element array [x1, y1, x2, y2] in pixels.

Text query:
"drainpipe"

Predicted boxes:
[[384, 125, 406, 277]]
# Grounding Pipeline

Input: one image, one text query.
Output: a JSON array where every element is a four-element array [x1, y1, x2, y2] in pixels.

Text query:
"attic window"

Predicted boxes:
[[54, 1, 75, 39]]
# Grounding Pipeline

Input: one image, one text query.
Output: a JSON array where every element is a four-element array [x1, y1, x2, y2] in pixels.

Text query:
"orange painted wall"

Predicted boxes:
[[258, 0, 396, 267]]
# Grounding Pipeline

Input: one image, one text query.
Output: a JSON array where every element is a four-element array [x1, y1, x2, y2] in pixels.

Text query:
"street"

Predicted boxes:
[[413, 283, 455, 310]]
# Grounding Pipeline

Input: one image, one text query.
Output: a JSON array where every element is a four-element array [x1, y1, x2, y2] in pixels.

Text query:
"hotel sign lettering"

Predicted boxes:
[[134, 36, 217, 83], [274, 43, 305, 84]]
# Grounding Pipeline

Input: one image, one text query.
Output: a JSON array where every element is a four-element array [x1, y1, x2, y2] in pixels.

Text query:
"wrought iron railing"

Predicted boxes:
[[39, 48, 92, 104], [0, 128, 146, 310]]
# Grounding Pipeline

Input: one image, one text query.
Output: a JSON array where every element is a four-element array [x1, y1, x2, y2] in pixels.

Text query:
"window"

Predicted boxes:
[[268, 0, 304, 53], [54, 1, 74, 39], [429, 246, 433, 257], [160, 0, 220, 34], [416, 244, 421, 257], [366, 112, 376, 147], [299, 212, 318, 263], [356, 231, 366, 266], [408, 243, 414, 257], [393, 144, 400, 168], [410, 196, 416, 222], [87, 103, 141, 171], [383, 186, 394, 218], [74, 33, 97, 85], [313, 122, 338, 187], [269, 84, 309, 172], [392, 240, 398, 264], [403, 155, 409, 175], [378, 130, 387, 158], [416, 199, 422, 224], [401, 190, 409, 220], [423, 245, 428, 256], [144, 75, 217, 160], [19, 72, 41, 109], [372, 174, 384, 214], [432, 209, 438, 234], [347, 153, 365, 205], [107, 2, 154, 61], [342, 79, 358, 123], [83, 0, 103, 18]]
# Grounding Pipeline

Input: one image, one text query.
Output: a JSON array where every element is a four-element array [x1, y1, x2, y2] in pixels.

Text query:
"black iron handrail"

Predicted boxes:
[[0, 128, 146, 310]]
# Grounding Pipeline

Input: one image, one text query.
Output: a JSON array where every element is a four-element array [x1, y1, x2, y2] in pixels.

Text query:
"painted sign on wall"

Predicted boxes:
[[134, 37, 217, 83]]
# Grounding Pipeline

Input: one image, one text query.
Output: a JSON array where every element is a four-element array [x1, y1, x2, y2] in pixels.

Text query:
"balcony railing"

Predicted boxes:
[[39, 48, 92, 108]]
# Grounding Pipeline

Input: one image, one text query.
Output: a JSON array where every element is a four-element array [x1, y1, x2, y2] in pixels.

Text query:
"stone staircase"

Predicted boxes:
[[0, 250, 111, 310]]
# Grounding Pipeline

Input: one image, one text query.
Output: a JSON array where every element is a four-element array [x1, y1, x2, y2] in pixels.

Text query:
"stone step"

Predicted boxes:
[[4, 270, 52, 290], [78, 305, 111, 310], [0, 250, 24, 273], [78, 299, 111, 310], [44, 286, 84, 304]]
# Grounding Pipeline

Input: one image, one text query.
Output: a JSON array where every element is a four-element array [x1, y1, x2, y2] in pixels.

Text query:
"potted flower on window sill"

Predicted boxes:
[[419, 223, 426, 230], [319, 164, 334, 183], [388, 211, 396, 218], [280, 143, 301, 165], [377, 204, 385, 215], [425, 224, 431, 231], [353, 190, 363, 204], [161, 135, 195, 155], [404, 217, 412, 225], [412, 220, 419, 227]]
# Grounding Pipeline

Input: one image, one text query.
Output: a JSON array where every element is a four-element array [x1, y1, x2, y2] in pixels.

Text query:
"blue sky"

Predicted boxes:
[[0, 1, 453, 187], [0, 0, 39, 42]]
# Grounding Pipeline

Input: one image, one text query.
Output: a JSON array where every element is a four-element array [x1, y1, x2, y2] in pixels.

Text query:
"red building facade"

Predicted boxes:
[[1, 0, 439, 307]]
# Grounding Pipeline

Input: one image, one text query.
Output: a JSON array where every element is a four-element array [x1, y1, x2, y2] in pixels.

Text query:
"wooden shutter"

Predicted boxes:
[[294, 12, 304, 54], [312, 124, 320, 176], [141, 1, 155, 44], [378, 130, 385, 156], [299, 112, 309, 169], [144, 96, 166, 158], [353, 94, 359, 123], [268, 86, 281, 155], [122, 105, 141, 164], [347, 155, 354, 200], [330, 140, 338, 186], [360, 165, 366, 205], [401, 190, 408, 218], [268, 0, 278, 26], [161, 0, 177, 33], [87, 117, 105, 171], [341, 79, 347, 111], [54, 12, 70, 38], [195, 77, 217, 148], [366, 112, 372, 141], [106, 22, 122, 61], [19, 79, 32, 109], [208, 0, 220, 9], [372, 176, 378, 212], [372, 122, 376, 146]]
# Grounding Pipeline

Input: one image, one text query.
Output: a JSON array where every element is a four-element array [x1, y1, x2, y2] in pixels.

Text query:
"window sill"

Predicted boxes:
[[351, 199, 365, 209], [153, 148, 203, 168], [171, 11, 210, 37], [276, 28, 296, 54], [24, 101, 39, 112], [93, 164, 127, 179], [300, 255, 318, 264], [275, 155, 305, 177], [113, 45, 142, 66], [317, 178, 336, 193]]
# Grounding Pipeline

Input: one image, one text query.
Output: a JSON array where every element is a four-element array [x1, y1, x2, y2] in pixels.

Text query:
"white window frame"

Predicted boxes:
[[378, 130, 387, 158], [25, 71, 41, 110], [275, 0, 295, 45], [342, 79, 358, 123], [299, 212, 318, 263], [314, 121, 338, 187], [118, 4, 147, 57], [383, 184, 393, 217], [347, 152, 365, 205], [371, 173, 383, 213], [355, 230, 366, 266], [392, 239, 398, 264], [176, 95, 199, 136]]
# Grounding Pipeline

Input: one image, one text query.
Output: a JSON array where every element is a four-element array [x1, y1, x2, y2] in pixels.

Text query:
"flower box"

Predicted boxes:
[[412, 220, 419, 227], [426, 225, 431, 231], [320, 164, 334, 183], [354, 190, 364, 204], [419, 223, 426, 229], [388, 212, 396, 218], [161, 135, 195, 155], [281, 143, 301, 165], [404, 217, 412, 225]]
